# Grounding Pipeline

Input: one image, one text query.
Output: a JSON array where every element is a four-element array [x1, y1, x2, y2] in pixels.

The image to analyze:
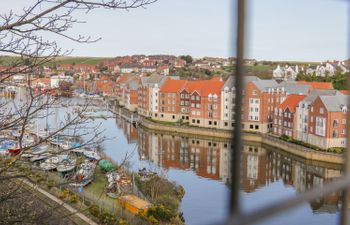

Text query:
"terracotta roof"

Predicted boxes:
[[159, 79, 187, 93], [116, 74, 133, 84], [160, 78, 224, 95], [185, 80, 224, 96], [279, 94, 306, 113], [296, 81, 333, 90], [339, 90, 350, 95]]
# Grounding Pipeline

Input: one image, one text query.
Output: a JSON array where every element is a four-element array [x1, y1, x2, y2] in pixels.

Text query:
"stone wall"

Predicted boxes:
[[140, 118, 343, 165]]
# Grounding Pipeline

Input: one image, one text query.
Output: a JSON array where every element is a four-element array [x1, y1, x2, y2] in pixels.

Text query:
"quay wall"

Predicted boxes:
[[139, 118, 344, 165]]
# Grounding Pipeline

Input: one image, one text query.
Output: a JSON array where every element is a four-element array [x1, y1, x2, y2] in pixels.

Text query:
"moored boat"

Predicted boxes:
[[39, 162, 57, 171], [57, 159, 76, 172], [30, 152, 52, 162], [31, 144, 49, 155], [83, 150, 101, 161], [69, 160, 96, 187]]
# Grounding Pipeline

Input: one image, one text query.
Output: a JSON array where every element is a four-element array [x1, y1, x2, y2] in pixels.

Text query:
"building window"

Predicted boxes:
[[224, 122, 228, 126], [320, 107, 324, 114], [214, 121, 217, 125], [255, 125, 259, 130], [333, 119, 339, 128], [209, 121, 212, 125], [342, 119, 346, 124], [192, 119, 195, 123], [332, 130, 338, 138], [172, 115, 175, 119], [249, 125, 253, 129], [197, 120, 200, 124]]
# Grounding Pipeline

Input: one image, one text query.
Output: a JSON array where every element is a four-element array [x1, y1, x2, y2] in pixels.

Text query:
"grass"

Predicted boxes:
[[278, 135, 344, 154], [0, 55, 112, 66], [84, 167, 117, 207], [146, 117, 179, 126], [246, 65, 274, 72]]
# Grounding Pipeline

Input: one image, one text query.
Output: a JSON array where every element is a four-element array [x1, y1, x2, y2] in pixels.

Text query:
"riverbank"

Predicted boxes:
[[139, 117, 343, 165]]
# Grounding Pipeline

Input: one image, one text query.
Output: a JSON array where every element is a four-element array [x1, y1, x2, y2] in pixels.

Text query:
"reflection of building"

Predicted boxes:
[[241, 145, 267, 192], [136, 129, 227, 181], [119, 120, 342, 213], [117, 118, 138, 144]]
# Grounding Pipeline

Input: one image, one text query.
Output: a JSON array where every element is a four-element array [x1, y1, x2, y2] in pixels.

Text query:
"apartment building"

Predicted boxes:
[[295, 89, 337, 143], [186, 79, 224, 128], [138, 75, 168, 117], [220, 76, 235, 130], [242, 79, 278, 133], [123, 76, 140, 111], [157, 78, 224, 128], [115, 74, 135, 105], [272, 94, 306, 138], [308, 92, 348, 149], [157, 79, 187, 121]]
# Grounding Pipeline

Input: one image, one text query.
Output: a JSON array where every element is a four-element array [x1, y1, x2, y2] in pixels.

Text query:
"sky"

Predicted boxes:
[[0, 0, 348, 61]]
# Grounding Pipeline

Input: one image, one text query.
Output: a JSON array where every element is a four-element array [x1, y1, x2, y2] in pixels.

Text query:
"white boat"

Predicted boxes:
[[30, 153, 52, 162], [83, 150, 101, 161], [70, 160, 96, 187], [59, 141, 71, 150], [45, 154, 68, 164], [31, 145, 49, 155], [21, 153, 33, 158], [22, 134, 35, 147], [57, 159, 76, 172], [39, 162, 57, 171], [71, 148, 85, 154]]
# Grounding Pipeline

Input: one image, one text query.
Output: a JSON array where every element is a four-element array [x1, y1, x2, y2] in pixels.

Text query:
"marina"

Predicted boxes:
[[0, 91, 344, 225]]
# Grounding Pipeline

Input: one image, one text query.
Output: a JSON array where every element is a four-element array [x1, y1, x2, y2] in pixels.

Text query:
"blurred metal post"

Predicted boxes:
[[340, 3, 350, 225], [230, 0, 246, 214]]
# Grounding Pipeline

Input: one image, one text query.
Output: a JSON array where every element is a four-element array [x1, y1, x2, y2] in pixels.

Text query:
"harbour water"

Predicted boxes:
[[7, 91, 343, 225]]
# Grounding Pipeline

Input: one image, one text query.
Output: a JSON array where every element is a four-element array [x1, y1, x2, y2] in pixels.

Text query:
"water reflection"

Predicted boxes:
[[116, 117, 342, 216]]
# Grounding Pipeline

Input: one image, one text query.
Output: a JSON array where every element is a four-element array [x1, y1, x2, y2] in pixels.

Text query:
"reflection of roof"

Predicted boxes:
[[297, 81, 333, 89], [279, 94, 306, 113]]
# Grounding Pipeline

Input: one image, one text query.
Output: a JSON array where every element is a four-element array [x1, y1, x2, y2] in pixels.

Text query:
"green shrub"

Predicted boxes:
[[89, 204, 100, 217], [147, 204, 174, 222], [155, 195, 179, 217], [70, 194, 79, 203]]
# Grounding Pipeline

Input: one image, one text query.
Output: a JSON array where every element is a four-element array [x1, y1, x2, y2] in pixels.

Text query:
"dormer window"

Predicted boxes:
[[213, 94, 218, 101], [342, 106, 347, 113], [208, 93, 213, 101]]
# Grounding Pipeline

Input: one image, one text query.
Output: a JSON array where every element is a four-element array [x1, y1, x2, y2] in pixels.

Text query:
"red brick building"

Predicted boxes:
[[272, 94, 306, 138]]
